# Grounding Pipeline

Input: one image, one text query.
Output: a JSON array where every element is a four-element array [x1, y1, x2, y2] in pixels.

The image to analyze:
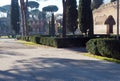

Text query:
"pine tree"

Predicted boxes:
[[78, 0, 93, 35], [92, 0, 103, 9], [11, 0, 20, 35], [66, 0, 78, 35]]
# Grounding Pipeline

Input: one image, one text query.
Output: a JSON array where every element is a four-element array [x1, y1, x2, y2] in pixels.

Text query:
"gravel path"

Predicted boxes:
[[0, 39, 120, 81]]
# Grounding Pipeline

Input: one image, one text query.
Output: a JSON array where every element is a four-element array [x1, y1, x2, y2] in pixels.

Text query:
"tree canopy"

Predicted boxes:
[[111, 0, 116, 2], [11, 0, 20, 34], [42, 5, 58, 12], [0, 7, 6, 12], [28, 1, 39, 9], [92, 0, 103, 9], [66, 0, 78, 35], [78, 0, 93, 35]]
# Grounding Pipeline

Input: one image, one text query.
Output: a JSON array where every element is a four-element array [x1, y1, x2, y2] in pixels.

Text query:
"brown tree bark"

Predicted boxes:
[[20, 0, 27, 36]]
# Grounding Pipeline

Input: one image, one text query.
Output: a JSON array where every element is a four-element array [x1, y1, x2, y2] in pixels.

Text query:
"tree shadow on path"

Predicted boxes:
[[0, 57, 120, 81]]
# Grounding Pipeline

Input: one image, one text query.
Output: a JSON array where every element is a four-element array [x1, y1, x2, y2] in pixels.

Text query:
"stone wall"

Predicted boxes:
[[93, 1, 120, 34]]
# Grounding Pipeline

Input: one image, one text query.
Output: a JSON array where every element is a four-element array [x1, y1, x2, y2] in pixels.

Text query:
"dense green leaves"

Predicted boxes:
[[86, 38, 120, 60], [28, 1, 39, 9], [0, 7, 6, 12], [111, 0, 116, 2], [92, 0, 103, 9], [42, 5, 58, 12], [11, 0, 20, 35], [78, 0, 93, 35], [42, 5, 58, 36], [66, 0, 78, 35]]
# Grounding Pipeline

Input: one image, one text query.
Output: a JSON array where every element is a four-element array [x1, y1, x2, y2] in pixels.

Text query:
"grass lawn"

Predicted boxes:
[[17, 40, 38, 46], [85, 54, 120, 64]]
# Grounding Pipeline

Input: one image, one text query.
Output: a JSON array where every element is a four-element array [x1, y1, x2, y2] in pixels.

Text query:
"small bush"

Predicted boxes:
[[86, 39, 100, 55], [97, 39, 113, 57]]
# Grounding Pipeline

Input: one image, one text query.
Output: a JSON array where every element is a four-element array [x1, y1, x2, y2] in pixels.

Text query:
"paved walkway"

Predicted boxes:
[[0, 39, 120, 81]]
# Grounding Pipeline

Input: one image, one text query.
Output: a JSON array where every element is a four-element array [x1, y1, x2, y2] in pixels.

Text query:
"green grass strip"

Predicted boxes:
[[17, 40, 39, 46], [85, 54, 120, 64]]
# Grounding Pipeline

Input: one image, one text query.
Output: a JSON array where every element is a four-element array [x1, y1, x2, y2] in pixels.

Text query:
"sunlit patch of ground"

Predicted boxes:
[[85, 54, 120, 64]]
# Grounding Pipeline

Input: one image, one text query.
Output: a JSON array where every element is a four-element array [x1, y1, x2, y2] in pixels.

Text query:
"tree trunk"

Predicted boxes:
[[25, 0, 29, 35], [20, 0, 27, 36], [62, 0, 66, 37]]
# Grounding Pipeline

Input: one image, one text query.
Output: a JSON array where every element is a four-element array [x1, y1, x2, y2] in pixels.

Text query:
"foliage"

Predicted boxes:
[[42, 5, 58, 36], [30, 9, 41, 19], [29, 36, 41, 44], [0, 7, 6, 12], [28, 1, 39, 9], [62, 0, 67, 37], [78, 0, 93, 35], [111, 0, 116, 2], [92, 0, 103, 10], [2, 5, 11, 17], [11, 0, 20, 34], [86, 38, 120, 60], [66, 0, 78, 35], [51, 13, 55, 36], [42, 5, 58, 12], [86, 39, 100, 55], [20, 36, 93, 48]]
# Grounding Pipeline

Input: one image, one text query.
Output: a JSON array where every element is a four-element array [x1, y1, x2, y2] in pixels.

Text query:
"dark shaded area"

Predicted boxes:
[[64, 47, 87, 53], [0, 58, 120, 81], [104, 15, 116, 34]]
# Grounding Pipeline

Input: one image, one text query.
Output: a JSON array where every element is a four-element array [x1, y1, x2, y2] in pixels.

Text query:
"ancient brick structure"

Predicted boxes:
[[93, 1, 120, 34]]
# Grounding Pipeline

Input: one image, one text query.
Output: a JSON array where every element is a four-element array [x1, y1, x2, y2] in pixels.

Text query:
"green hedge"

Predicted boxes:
[[39, 37, 92, 48], [86, 39, 100, 55], [20, 36, 93, 48], [86, 38, 120, 60], [29, 36, 41, 44]]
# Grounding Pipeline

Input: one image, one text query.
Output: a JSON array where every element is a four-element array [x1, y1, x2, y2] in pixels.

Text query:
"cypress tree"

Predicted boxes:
[[51, 13, 55, 36], [78, 0, 93, 35], [66, 0, 78, 35], [92, 0, 103, 10], [11, 0, 20, 35], [111, 0, 116, 2]]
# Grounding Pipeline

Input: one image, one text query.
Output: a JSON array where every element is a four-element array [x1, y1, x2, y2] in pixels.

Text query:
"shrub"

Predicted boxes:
[[29, 36, 41, 44], [39, 37, 93, 48], [98, 40, 120, 59], [86, 38, 120, 60], [97, 39, 112, 57], [86, 39, 100, 55], [40, 37, 57, 47]]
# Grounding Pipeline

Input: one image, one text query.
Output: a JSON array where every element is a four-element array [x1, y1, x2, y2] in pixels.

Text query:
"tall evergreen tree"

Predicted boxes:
[[66, 0, 78, 35], [11, 0, 20, 35], [62, 0, 67, 37], [111, 0, 116, 2], [92, 0, 103, 9], [78, 0, 93, 35]]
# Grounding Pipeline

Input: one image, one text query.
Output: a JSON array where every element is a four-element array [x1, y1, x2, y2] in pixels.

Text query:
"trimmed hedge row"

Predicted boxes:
[[39, 37, 92, 48], [19, 36, 93, 48], [86, 38, 120, 60]]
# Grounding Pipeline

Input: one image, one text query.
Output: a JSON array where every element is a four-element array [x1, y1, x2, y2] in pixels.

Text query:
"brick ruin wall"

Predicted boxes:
[[93, 1, 120, 34]]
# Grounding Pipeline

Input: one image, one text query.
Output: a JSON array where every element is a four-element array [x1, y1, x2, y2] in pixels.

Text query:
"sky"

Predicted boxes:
[[0, 0, 110, 14]]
